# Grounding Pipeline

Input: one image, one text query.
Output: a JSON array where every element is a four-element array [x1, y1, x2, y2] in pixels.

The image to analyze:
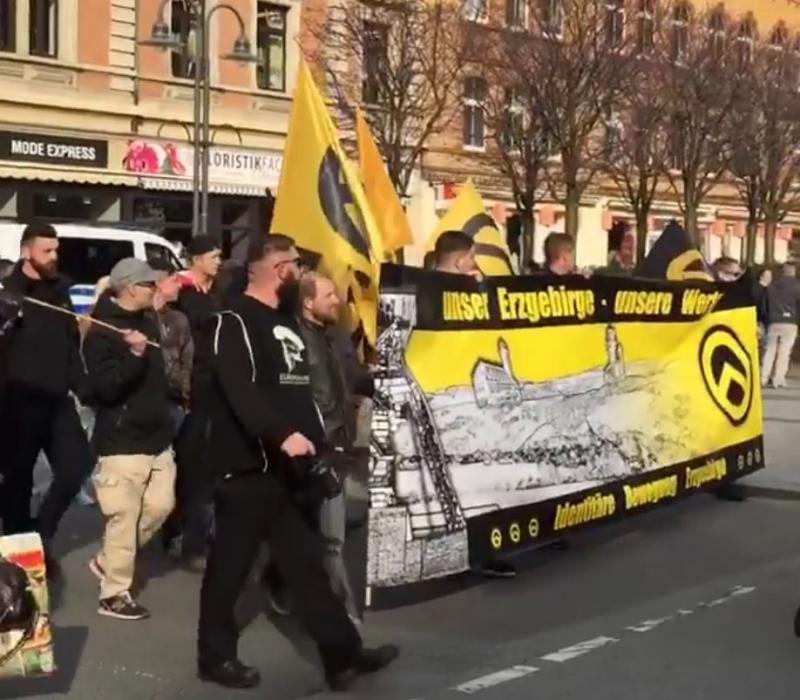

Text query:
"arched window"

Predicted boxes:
[[708, 5, 726, 59], [736, 15, 755, 70], [636, 0, 656, 54]]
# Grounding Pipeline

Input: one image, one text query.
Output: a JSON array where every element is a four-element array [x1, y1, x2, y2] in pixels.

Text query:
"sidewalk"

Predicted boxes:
[[740, 372, 800, 499]]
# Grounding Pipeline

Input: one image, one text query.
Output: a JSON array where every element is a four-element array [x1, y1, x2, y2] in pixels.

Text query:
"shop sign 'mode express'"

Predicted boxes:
[[0, 131, 108, 168]]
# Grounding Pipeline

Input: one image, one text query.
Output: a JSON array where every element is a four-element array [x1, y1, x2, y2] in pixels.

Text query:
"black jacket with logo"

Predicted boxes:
[[208, 295, 325, 483], [83, 295, 173, 457], [1, 263, 89, 401]]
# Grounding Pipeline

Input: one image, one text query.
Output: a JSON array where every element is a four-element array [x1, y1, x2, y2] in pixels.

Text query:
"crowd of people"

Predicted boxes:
[[0, 219, 795, 690], [0, 223, 398, 691]]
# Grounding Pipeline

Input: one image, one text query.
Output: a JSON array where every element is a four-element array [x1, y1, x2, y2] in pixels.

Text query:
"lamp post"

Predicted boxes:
[[140, 1, 259, 238]]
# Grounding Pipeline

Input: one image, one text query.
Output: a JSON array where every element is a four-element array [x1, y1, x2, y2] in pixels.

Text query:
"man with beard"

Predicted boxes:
[[264, 272, 370, 621], [197, 234, 398, 691], [0, 223, 133, 576]]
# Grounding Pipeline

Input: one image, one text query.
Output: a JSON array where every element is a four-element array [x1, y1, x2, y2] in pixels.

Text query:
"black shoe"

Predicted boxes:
[[98, 591, 150, 620], [480, 559, 517, 578], [198, 659, 261, 689], [794, 606, 800, 638], [326, 645, 400, 691]]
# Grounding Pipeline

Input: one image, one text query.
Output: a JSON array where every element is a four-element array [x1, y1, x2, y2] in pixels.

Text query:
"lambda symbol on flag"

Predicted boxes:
[[699, 325, 753, 426], [318, 148, 370, 260]]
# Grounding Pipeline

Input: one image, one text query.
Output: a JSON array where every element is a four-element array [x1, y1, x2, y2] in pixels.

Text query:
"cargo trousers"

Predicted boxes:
[[93, 451, 176, 599]]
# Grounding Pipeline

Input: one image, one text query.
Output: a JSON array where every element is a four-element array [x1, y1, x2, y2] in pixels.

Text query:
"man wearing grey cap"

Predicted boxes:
[[83, 258, 176, 621]]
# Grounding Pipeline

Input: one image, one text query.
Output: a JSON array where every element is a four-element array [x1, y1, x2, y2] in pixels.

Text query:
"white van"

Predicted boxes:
[[0, 222, 185, 311]]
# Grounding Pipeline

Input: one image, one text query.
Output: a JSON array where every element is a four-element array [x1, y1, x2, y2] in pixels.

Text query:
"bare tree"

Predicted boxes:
[[660, 2, 741, 246], [312, 0, 466, 198], [729, 24, 800, 264], [604, 58, 672, 265], [472, 0, 638, 239]]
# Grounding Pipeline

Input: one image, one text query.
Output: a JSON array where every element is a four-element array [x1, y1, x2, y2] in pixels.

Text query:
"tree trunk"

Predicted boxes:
[[683, 205, 699, 249], [765, 218, 778, 265], [635, 209, 649, 267], [521, 212, 536, 272], [744, 218, 758, 266], [564, 185, 580, 239]]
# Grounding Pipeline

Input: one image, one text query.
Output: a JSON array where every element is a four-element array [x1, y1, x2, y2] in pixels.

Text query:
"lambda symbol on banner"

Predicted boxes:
[[699, 325, 753, 426]]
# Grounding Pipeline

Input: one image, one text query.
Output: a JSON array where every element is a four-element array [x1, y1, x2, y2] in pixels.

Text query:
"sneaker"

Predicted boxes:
[[88, 556, 106, 582], [98, 591, 150, 620]]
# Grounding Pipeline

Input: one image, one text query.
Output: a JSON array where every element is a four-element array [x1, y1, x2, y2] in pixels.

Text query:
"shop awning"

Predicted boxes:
[[138, 177, 267, 198], [0, 163, 136, 186]]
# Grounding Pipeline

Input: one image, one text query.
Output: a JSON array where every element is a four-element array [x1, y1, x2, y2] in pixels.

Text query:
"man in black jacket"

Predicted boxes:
[[83, 258, 176, 621], [171, 234, 222, 564], [197, 234, 397, 691], [0, 223, 95, 576]]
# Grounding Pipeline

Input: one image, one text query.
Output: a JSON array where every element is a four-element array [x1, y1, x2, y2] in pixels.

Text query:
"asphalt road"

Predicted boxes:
[[3, 488, 800, 700], [6, 379, 800, 700]]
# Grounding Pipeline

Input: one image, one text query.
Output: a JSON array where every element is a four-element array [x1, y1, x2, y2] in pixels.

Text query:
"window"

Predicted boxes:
[[770, 23, 788, 50], [145, 243, 183, 273], [670, 3, 690, 62], [501, 87, 524, 151], [170, 0, 196, 79], [362, 22, 388, 104], [636, 0, 655, 55], [29, 0, 57, 57], [736, 17, 755, 70], [31, 191, 91, 221], [57, 239, 134, 285], [708, 7, 726, 59], [463, 77, 486, 149], [257, 3, 287, 92], [463, 0, 488, 22], [604, 109, 623, 156], [669, 114, 686, 170], [0, 0, 15, 52], [605, 0, 625, 48], [132, 195, 193, 246], [506, 0, 527, 28], [539, 0, 564, 36]]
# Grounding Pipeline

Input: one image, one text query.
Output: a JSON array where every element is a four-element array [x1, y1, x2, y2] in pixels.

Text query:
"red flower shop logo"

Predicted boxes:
[[123, 140, 187, 176]]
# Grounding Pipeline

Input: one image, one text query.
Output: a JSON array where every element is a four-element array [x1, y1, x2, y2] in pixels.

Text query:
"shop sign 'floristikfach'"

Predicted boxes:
[[365, 266, 763, 587]]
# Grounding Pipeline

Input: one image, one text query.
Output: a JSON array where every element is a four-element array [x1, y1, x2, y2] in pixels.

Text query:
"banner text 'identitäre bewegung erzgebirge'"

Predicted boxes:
[[366, 266, 763, 588]]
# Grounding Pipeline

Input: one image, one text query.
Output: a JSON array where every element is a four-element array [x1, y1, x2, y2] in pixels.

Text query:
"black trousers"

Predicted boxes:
[[0, 391, 92, 540], [197, 471, 362, 674], [163, 409, 214, 556]]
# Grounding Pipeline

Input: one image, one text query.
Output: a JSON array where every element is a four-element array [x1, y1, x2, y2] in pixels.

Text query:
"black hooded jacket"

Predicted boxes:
[[83, 295, 173, 457], [1, 262, 89, 400]]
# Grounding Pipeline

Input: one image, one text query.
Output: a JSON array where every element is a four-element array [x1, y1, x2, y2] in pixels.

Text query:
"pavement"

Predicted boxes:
[[3, 383, 800, 699], [741, 374, 800, 498]]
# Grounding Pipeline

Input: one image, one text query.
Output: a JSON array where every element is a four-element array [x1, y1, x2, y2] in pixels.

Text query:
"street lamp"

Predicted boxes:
[[140, 1, 259, 238]]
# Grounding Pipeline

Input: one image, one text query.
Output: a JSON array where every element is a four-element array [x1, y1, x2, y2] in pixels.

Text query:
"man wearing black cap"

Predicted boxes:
[[0, 223, 102, 576], [84, 258, 175, 620], [170, 234, 222, 566]]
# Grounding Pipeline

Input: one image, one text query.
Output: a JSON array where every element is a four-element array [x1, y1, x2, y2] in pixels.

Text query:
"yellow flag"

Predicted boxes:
[[427, 180, 513, 276], [271, 62, 384, 344], [356, 108, 413, 254]]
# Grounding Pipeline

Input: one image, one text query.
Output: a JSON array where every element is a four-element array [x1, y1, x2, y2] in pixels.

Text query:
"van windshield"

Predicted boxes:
[[58, 238, 135, 284], [145, 243, 184, 272]]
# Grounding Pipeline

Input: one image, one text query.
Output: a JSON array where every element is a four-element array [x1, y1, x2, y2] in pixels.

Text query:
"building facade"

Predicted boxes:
[[0, 0, 319, 255], [410, 0, 800, 267]]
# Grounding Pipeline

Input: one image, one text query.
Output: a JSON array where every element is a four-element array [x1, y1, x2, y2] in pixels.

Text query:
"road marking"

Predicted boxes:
[[626, 616, 673, 633], [706, 585, 757, 607], [453, 665, 540, 694], [541, 636, 619, 663]]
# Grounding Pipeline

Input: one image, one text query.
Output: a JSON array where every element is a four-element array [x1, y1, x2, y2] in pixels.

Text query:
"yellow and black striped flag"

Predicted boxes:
[[427, 181, 514, 276], [641, 220, 713, 282], [271, 61, 383, 344]]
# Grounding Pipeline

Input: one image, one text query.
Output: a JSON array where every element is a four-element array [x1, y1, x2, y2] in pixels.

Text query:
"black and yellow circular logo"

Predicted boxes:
[[699, 325, 753, 426]]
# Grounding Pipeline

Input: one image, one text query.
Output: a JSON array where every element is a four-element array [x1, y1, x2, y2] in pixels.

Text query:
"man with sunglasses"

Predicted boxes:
[[83, 258, 176, 621], [197, 234, 397, 691]]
